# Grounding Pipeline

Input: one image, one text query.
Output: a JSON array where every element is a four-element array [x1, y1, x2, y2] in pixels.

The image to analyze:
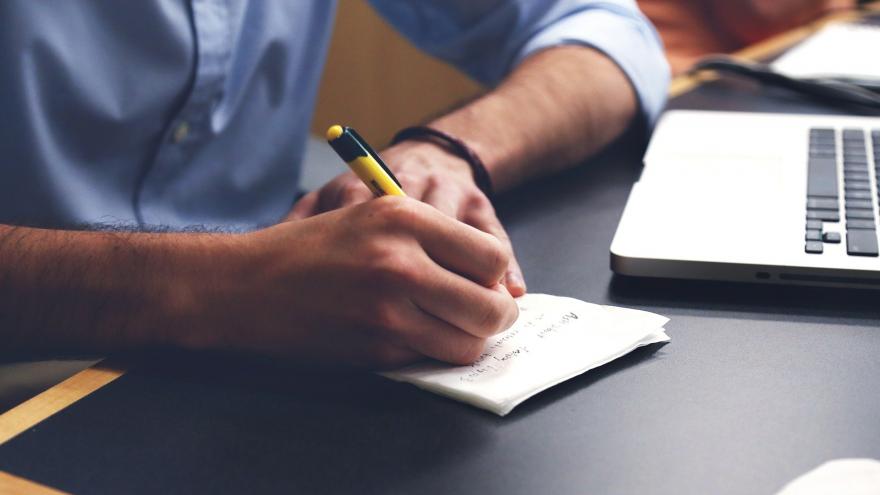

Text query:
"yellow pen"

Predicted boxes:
[[326, 125, 406, 197]]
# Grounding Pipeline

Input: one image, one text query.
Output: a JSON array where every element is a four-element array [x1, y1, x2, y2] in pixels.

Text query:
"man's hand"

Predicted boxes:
[[288, 139, 526, 297], [0, 197, 517, 368], [287, 46, 642, 300], [198, 196, 519, 368]]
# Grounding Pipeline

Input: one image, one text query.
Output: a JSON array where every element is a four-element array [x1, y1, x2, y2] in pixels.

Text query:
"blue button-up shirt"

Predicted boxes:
[[0, 0, 668, 230]]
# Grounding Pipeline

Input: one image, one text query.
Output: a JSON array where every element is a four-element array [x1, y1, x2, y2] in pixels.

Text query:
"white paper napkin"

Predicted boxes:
[[382, 293, 669, 416]]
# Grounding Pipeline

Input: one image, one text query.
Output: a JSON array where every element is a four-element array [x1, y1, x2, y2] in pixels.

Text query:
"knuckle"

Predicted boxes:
[[491, 222, 511, 242], [373, 196, 423, 228], [433, 197, 458, 218], [370, 300, 402, 333], [317, 183, 337, 205], [468, 191, 493, 210], [394, 171, 419, 188], [484, 235, 510, 279], [477, 299, 508, 334], [498, 299, 519, 331], [340, 182, 366, 202], [367, 245, 421, 288], [448, 337, 486, 365], [426, 174, 442, 190], [341, 181, 361, 193]]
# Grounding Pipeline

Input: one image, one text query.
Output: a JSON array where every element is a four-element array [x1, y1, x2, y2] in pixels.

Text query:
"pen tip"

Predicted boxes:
[[326, 125, 343, 141]]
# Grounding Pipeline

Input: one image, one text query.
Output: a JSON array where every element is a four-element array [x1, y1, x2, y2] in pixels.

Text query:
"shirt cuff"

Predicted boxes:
[[514, 7, 671, 128]]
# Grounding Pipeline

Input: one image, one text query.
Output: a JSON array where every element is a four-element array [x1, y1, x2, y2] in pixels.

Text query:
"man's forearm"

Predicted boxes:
[[428, 45, 638, 192], [0, 225, 223, 354], [0, 199, 521, 367]]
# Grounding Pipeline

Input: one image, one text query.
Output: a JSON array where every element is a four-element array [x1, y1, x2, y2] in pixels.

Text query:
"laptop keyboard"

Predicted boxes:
[[805, 128, 880, 256]]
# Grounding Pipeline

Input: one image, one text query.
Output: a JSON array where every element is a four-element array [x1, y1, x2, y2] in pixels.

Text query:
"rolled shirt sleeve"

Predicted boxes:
[[368, 0, 670, 127]]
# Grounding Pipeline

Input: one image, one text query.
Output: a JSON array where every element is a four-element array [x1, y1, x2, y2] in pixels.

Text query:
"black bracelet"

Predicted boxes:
[[391, 126, 495, 202]]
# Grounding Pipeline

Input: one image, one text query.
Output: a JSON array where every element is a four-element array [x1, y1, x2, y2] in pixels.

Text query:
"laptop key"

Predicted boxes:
[[844, 199, 873, 210], [807, 210, 840, 221], [810, 142, 836, 151], [846, 190, 872, 200], [806, 219, 823, 230], [823, 231, 841, 243], [806, 230, 822, 242], [847, 230, 879, 256], [846, 209, 875, 220], [807, 198, 838, 210], [809, 157, 837, 167], [844, 156, 868, 165], [808, 162, 839, 197], [845, 181, 871, 192], [847, 219, 877, 229], [805, 241, 824, 254], [845, 172, 870, 181]]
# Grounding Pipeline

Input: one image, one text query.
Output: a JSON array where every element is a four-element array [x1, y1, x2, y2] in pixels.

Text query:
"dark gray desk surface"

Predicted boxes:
[[2, 79, 880, 495]]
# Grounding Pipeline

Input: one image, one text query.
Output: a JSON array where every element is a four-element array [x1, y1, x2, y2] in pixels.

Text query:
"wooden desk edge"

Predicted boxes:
[[0, 470, 70, 495], [0, 0, 876, 454], [0, 361, 124, 446]]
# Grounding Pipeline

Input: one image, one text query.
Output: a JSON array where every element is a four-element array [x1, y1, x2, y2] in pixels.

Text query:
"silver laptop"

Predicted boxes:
[[611, 110, 880, 288]]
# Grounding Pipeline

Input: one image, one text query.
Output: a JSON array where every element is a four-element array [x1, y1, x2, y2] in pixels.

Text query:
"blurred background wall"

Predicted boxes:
[[310, 0, 863, 144], [310, 0, 484, 146]]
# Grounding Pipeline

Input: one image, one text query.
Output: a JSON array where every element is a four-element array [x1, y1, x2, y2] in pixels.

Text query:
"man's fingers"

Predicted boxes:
[[394, 301, 490, 365], [411, 262, 519, 339], [393, 201, 508, 287], [464, 204, 527, 297], [293, 174, 437, 222], [311, 174, 367, 213], [332, 181, 374, 209], [421, 181, 463, 219], [288, 191, 320, 220], [393, 172, 429, 201]]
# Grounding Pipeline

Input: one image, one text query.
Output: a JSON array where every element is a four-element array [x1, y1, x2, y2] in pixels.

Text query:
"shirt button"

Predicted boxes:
[[172, 122, 190, 143]]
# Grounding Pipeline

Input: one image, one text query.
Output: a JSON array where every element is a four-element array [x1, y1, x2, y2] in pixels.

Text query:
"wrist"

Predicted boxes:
[[157, 232, 252, 351], [391, 126, 495, 200], [385, 139, 475, 183]]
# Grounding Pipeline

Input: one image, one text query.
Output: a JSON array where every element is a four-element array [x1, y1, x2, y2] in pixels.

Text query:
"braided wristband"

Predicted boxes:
[[391, 126, 495, 202]]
